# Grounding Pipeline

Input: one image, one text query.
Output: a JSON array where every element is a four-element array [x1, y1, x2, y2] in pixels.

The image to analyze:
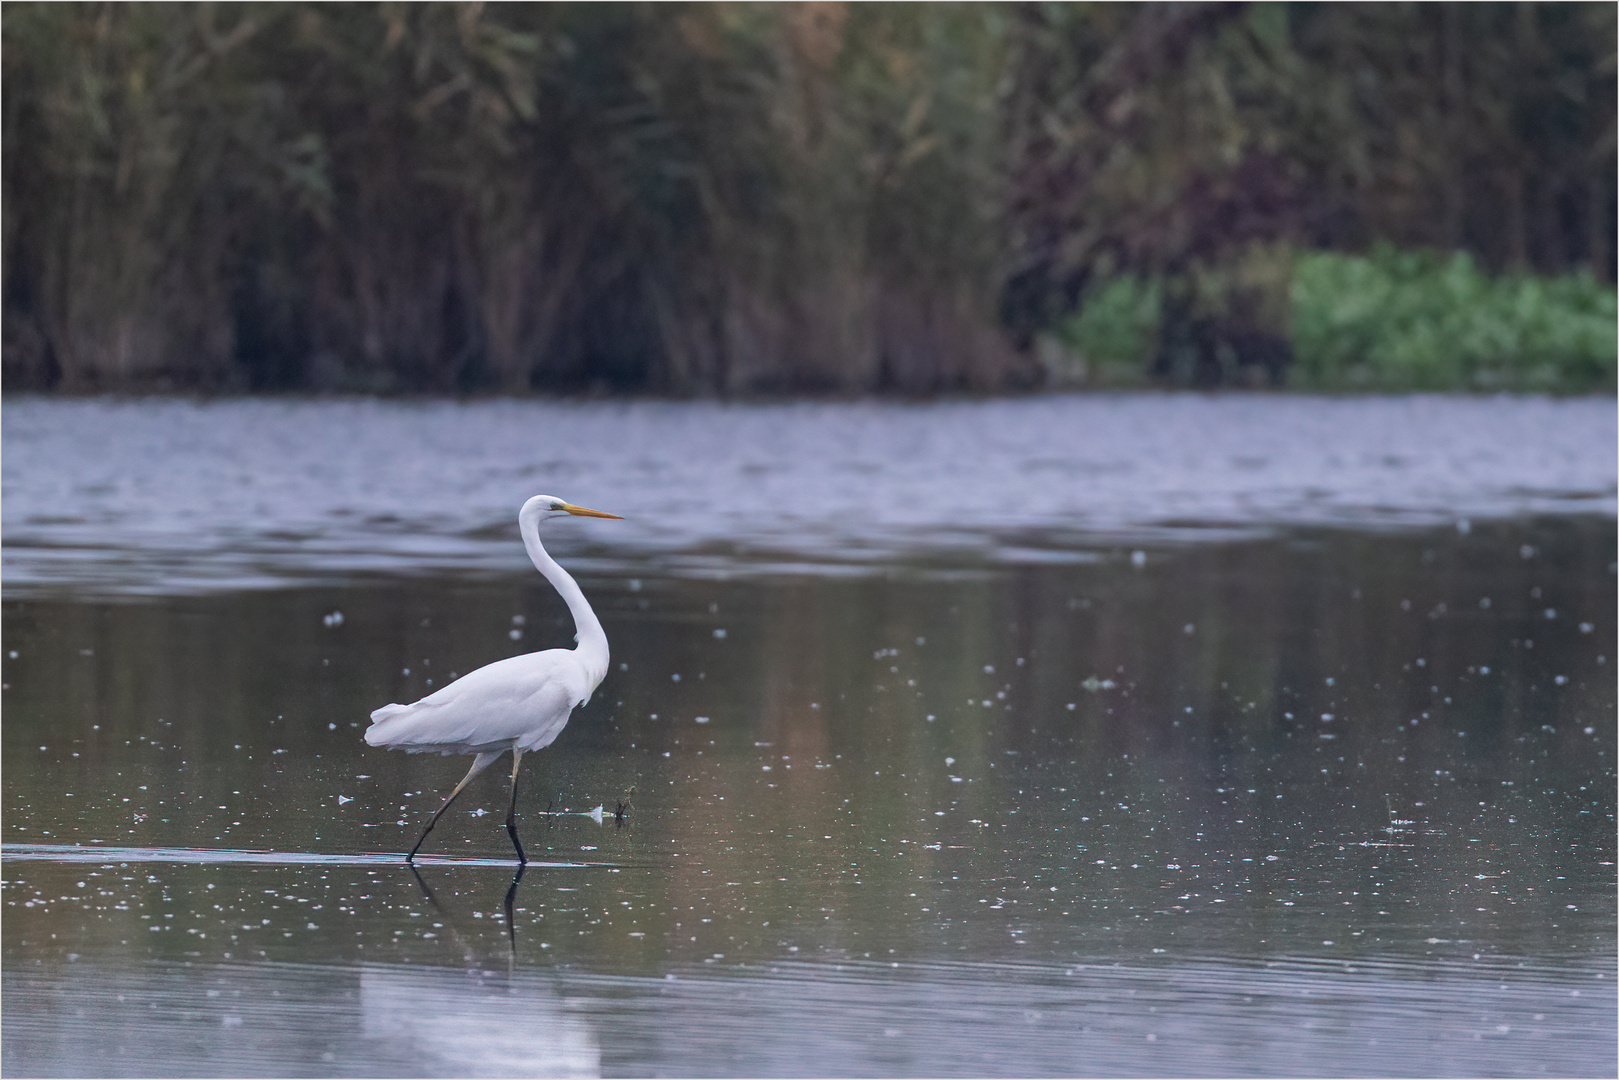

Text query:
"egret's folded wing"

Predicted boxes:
[[364, 651, 585, 754]]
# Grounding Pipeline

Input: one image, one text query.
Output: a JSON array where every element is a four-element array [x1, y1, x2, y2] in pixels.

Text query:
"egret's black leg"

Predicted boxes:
[[505, 748, 528, 865], [408, 750, 501, 862]]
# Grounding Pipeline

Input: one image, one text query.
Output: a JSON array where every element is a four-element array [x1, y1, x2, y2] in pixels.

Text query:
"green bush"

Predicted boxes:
[[1053, 249, 1616, 393], [1048, 276, 1161, 387], [1289, 247, 1617, 392]]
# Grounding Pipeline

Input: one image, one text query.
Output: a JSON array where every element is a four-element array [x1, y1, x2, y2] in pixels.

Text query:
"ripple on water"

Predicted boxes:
[[3, 395, 1614, 596]]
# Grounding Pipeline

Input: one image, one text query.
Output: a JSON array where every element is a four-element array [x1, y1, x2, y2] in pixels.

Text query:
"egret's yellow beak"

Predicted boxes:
[[561, 503, 623, 520]]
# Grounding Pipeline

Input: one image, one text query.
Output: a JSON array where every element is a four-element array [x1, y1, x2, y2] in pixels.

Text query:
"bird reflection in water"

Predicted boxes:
[[408, 862, 530, 965]]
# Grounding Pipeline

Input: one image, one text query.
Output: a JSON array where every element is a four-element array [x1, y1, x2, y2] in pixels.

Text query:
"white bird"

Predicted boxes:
[[365, 495, 621, 863]]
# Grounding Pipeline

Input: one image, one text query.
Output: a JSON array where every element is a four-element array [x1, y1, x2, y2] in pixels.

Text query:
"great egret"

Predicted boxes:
[[365, 495, 621, 863]]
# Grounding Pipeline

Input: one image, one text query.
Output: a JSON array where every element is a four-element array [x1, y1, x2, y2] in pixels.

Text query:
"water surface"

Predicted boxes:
[[3, 396, 1615, 1076], [4, 394, 1612, 594]]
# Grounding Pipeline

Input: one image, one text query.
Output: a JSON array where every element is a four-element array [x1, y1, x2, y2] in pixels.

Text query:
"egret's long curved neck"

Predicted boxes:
[[520, 507, 608, 684]]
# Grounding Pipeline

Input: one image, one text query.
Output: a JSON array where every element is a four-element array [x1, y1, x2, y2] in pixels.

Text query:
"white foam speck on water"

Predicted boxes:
[[3, 394, 1613, 595]]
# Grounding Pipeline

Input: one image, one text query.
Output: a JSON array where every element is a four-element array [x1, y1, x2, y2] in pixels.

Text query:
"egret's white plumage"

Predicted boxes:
[[365, 494, 620, 863]]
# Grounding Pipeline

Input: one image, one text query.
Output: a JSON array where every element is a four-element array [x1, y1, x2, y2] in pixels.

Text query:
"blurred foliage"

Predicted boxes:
[[1052, 249, 1618, 392], [1044, 277, 1160, 388], [2, 2, 1614, 394], [1007, 1, 1616, 389], [1290, 247, 1618, 392]]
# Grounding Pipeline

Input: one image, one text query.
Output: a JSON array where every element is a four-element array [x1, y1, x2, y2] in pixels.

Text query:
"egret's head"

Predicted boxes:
[[526, 494, 622, 521]]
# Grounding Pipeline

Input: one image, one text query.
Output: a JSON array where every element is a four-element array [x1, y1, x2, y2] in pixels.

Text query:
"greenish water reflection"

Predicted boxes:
[[3, 517, 1614, 1077]]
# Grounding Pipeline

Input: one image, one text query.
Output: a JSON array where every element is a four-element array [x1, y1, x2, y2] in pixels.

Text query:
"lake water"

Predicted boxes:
[[3, 394, 1615, 1077]]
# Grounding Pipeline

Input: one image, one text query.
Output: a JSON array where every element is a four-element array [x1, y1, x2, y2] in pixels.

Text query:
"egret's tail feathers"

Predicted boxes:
[[365, 703, 411, 746], [365, 700, 508, 754]]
